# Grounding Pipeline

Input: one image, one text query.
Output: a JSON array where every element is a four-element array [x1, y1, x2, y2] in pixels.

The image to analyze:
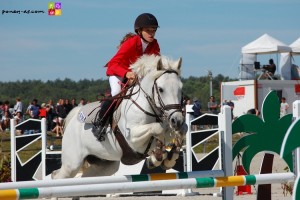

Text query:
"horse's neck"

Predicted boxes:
[[136, 77, 154, 105], [121, 77, 156, 116]]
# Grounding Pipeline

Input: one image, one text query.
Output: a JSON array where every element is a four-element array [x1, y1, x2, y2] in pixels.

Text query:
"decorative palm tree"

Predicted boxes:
[[232, 91, 293, 174], [281, 109, 300, 200]]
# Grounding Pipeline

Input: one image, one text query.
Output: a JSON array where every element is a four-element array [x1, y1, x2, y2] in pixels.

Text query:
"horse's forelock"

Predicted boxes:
[[130, 55, 181, 79]]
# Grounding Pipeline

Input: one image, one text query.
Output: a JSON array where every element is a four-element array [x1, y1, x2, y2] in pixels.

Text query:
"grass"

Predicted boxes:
[[191, 129, 243, 154]]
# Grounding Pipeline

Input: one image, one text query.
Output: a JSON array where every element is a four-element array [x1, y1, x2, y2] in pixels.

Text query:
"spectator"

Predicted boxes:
[[280, 97, 289, 118], [181, 96, 191, 115], [56, 99, 67, 125], [192, 97, 202, 119], [71, 98, 78, 109], [26, 99, 40, 119], [14, 111, 23, 125], [247, 108, 260, 116], [78, 98, 86, 107], [14, 111, 23, 135], [0, 110, 11, 132], [45, 102, 55, 131], [262, 58, 276, 79], [207, 96, 218, 114], [52, 117, 63, 137], [47, 99, 54, 109], [3, 100, 10, 113], [64, 98, 73, 115], [192, 97, 202, 130], [0, 101, 3, 119], [13, 97, 23, 116], [226, 100, 235, 120], [39, 103, 47, 119]]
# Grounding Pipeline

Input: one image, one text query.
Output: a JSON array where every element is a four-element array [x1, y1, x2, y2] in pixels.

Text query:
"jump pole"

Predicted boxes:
[[0, 170, 224, 190], [0, 173, 294, 199]]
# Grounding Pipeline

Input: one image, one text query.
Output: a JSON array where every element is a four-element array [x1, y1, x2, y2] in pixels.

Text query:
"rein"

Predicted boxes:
[[133, 69, 183, 123]]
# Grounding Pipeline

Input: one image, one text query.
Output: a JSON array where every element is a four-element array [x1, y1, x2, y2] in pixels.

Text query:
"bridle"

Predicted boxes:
[[129, 69, 183, 123]]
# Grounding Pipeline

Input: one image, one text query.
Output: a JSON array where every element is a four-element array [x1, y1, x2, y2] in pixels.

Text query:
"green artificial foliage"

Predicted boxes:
[[232, 90, 293, 173]]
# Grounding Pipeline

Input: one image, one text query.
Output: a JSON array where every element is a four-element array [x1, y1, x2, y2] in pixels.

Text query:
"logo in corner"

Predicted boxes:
[[48, 2, 61, 16]]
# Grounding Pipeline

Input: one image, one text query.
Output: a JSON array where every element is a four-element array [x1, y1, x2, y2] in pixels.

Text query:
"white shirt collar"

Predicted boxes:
[[141, 38, 148, 52]]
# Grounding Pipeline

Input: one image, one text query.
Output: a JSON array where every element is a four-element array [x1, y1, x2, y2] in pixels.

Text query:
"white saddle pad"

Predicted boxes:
[[77, 101, 102, 124]]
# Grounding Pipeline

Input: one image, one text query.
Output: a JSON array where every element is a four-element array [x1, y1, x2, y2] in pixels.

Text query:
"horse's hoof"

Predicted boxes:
[[146, 158, 156, 169], [161, 159, 176, 170], [146, 156, 163, 169]]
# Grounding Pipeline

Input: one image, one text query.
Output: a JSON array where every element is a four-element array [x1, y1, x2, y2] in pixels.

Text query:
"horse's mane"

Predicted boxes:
[[130, 55, 181, 79]]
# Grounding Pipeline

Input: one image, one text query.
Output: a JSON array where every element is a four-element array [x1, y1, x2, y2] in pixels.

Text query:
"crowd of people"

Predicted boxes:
[[0, 94, 291, 136], [0, 97, 88, 136], [183, 94, 290, 128]]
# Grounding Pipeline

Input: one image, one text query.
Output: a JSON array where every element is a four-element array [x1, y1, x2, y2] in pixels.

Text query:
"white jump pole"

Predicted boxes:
[[0, 173, 294, 199], [0, 170, 224, 190], [218, 105, 234, 200]]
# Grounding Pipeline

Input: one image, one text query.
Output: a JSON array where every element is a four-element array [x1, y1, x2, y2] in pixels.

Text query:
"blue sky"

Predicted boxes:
[[1, 0, 299, 82]]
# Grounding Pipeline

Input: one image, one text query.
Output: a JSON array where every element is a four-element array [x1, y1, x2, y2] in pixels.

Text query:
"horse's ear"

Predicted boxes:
[[157, 58, 164, 70], [176, 57, 182, 70]]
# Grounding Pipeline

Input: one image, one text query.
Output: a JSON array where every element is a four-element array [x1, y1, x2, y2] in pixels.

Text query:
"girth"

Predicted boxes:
[[113, 126, 153, 165]]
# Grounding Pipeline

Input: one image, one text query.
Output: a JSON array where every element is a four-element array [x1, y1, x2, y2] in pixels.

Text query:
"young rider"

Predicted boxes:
[[92, 13, 161, 140]]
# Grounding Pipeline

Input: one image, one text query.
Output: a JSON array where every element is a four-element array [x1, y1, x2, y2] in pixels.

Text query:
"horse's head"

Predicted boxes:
[[130, 55, 185, 131]]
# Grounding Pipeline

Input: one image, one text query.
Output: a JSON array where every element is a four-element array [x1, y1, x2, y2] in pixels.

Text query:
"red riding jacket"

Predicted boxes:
[[106, 35, 160, 78]]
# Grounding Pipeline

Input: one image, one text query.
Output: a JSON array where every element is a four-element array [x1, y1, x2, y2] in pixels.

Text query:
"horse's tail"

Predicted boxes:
[[63, 106, 81, 132]]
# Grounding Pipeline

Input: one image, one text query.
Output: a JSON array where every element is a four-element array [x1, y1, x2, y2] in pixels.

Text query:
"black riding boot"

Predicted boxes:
[[92, 99, 113, 141]]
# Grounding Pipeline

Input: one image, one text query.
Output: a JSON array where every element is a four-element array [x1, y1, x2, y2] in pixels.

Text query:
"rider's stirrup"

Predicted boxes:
[[92, 124, 106, 141], [92, 99, 113, 141], [92, 117, 107, 141]]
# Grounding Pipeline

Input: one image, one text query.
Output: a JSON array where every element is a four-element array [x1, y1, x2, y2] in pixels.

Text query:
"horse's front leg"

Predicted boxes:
[[161, 122, 187, 170], [161, 134, 183, 170], [130, 122, 168, 168], [129, 122, 167, 144]]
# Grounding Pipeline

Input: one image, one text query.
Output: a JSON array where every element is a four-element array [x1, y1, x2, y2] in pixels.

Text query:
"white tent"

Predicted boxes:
[[290, 37, 300, 54], [242, 33, 291, 54], [280, 37, 300, 80], [239, 34, 291, 80]]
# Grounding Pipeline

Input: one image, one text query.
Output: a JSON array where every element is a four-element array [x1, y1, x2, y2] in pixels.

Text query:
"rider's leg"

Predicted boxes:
[[92, 99, 114, 139], [92, 76, 123, 140], [109, 76, 124, 96]]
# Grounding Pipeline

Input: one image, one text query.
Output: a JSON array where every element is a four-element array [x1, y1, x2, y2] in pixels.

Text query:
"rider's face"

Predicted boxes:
[[141, 27, 157, 43]]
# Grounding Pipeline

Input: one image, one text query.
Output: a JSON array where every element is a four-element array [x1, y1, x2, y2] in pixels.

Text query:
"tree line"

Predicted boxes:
[[0, 75, 237, 110]]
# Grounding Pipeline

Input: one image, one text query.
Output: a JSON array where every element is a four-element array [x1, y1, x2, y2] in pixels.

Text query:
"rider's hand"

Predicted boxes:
[[125, 71, 136, 79], [125, 71, 136, 85]]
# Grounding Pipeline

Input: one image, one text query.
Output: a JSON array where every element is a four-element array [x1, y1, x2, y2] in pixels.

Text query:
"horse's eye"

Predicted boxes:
[[158, 87, 163, 93]]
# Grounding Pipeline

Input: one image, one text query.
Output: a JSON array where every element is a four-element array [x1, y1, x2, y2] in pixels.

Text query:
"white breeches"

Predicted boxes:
[[109, 76, 124, 96]]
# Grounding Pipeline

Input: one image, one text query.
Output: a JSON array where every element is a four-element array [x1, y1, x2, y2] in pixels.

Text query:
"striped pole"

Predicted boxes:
[[0, 173, 294, 200], [0, 170, 224, 190]]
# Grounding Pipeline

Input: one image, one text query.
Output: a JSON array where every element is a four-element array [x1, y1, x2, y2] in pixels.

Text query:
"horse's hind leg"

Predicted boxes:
[[50, 162, 82, 200], [52, 156, 84, 179], [82, 159, 120, 177]]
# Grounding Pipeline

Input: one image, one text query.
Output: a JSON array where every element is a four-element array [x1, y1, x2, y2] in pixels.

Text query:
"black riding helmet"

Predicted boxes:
[[134, 13, 159, 34]]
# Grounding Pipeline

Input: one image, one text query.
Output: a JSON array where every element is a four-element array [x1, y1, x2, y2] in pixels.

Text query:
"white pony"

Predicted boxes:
[[52, 55, 187, 180]]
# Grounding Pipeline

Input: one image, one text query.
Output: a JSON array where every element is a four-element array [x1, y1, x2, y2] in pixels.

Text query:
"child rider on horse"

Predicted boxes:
[[92, 13, 161, 140]]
